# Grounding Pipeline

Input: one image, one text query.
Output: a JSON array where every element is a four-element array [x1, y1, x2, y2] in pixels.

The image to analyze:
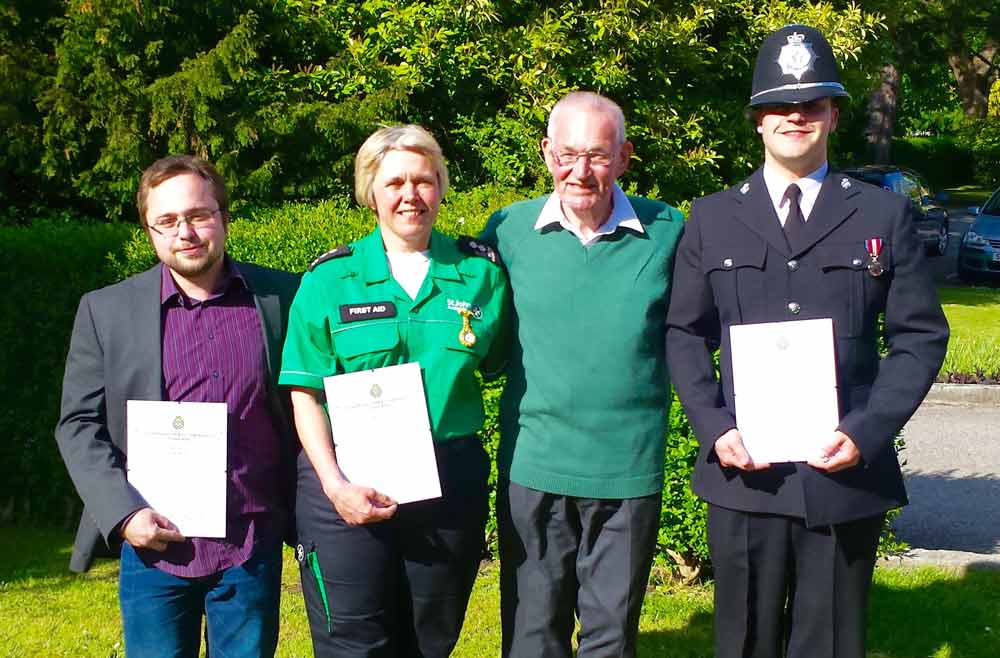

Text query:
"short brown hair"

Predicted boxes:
[[136, 155, 229, 226], [354, 125, 449, 209]]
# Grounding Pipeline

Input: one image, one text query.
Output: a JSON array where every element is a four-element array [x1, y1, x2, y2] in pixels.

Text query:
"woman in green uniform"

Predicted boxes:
[[279, 124, 510, 657]]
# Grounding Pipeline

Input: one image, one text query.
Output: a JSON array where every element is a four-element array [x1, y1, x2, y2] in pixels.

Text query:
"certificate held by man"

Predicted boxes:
[[323, 361, 441, 504], [729, 318, 840, 463], [126, 400, 228, 537]]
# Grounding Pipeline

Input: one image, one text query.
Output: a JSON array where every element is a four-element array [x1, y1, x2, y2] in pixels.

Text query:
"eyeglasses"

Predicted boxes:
[[146, 209, 222, 236], [549, 148, 615, 167]]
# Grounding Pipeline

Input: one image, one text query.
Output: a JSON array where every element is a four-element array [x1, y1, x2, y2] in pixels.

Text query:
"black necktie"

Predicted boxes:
[[783, 183, 804, 247]]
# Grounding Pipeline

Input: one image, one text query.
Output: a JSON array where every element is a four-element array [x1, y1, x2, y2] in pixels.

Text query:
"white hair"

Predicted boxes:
[[547, 91, 626, 144]]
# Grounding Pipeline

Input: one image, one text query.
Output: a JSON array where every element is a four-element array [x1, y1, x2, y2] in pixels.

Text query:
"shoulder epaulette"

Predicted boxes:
[[456, 236, 500, 266], [308, 245, 352, 271]]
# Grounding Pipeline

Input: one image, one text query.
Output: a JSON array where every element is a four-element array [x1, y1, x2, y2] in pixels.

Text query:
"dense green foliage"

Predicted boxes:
[[3, 0, 886, 222], [961, 120, 1000, 188], [0, 221, 133, 522], [887, 136, 975, 189], [971, 80, 1000, 187], [0, 1, 62, 219]]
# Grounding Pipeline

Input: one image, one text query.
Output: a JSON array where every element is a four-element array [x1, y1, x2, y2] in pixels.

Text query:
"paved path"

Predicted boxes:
[[893, 399, 1000, 568]]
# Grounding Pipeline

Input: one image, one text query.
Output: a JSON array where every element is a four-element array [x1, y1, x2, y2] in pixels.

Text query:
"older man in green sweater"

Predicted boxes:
[[480, 91, 684, 658]]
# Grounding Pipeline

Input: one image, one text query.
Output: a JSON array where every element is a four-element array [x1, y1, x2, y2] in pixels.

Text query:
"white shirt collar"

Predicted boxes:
[[534, 183, 645, 245], [762, 162, 828, 223]]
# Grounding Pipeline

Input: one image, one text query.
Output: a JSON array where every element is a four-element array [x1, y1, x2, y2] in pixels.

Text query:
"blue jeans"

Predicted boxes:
[[119, 542, 282, 658]]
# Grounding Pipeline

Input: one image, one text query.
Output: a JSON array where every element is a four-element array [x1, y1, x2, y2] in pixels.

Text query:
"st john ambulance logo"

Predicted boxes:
[[777, 32, 817, 80]]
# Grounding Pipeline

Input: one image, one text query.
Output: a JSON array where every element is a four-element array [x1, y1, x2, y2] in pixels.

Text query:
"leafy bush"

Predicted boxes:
[[889, 136, 975, 189], [8, 0, 885, 220], [0, 220, 133, 522], [960, 119, 1000, 188]]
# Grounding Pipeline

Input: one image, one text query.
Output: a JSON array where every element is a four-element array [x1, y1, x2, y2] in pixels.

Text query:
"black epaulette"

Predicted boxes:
[[456, 236, 500, 266], [308, 245, 352, 271]]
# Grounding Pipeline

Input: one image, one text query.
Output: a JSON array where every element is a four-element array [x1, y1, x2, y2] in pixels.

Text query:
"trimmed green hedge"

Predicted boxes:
[[890, 136, 975, 190], [0, 221, 133, 523]]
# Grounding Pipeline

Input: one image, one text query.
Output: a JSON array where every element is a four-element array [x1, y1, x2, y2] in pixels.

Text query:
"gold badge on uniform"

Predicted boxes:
[[457, 309, 477, 347]]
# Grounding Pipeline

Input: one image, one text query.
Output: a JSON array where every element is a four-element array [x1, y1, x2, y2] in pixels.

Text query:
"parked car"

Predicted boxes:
[[957, 187, 1000, 283], [841, 165, 951, 256]]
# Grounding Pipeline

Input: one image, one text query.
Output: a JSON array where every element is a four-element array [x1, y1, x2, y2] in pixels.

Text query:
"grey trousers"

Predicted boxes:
[[498, 480, 661, 658]]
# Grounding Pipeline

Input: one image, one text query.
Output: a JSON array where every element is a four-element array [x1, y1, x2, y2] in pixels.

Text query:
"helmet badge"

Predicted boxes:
[[776, 32, 817, 81]]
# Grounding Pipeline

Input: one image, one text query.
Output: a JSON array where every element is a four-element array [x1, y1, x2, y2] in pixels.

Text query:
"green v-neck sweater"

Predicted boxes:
[[481, 194, 684, 498]]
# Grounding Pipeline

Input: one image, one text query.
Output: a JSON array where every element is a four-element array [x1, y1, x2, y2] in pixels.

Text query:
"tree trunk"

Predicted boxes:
[[948, 52, 988, 118], [947, 40, 997, 119], [866, 63, 899, 164]]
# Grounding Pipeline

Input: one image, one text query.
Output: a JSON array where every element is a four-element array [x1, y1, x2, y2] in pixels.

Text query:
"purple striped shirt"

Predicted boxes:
[[139, 261, 282, 577]]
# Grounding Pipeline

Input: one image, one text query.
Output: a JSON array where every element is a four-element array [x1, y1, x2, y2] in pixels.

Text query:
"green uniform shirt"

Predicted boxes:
[[279, 227, 510, 442]]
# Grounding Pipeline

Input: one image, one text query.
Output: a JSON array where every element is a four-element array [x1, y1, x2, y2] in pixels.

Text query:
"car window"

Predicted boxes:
[[898, 174, 922, 202], [982, 189, 1000, 215], [913, 174, 931, 200], [884, 172, 903, 194], [848, 171, 883, 186]]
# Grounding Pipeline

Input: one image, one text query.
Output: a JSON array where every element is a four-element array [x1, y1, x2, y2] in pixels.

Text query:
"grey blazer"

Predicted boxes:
[[55, 262, 299, 572]]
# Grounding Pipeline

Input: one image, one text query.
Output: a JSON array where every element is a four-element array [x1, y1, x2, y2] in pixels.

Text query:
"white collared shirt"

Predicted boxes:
[[763, 162, 828, 225], [534, 184, 645, 246], [386, 249, 430, 300]]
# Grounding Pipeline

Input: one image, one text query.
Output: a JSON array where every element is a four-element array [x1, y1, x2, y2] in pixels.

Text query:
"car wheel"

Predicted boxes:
[[928, 224, 949, 256]]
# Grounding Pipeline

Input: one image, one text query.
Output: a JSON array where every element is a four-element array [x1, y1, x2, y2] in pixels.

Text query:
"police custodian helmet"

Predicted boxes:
[[748, 24, 851, 107]]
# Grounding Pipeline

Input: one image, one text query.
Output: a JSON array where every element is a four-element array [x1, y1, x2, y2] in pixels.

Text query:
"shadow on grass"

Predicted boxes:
[[942, 185, 994, 207], [637, 610, 714, 657], [0, 524, 118, 584], [868, 566, 1000, 658], [634, 570, 1000, 658], [939, 285, 1000, 305]]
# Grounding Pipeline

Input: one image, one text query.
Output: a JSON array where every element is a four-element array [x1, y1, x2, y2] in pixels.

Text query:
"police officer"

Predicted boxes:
[[666, 24, 948, 658], [279, 124, 510, 657]]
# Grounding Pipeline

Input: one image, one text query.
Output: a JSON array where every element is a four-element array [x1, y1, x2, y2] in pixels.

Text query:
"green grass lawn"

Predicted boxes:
[[1, 527, 998, 657], [942, 185, 995, 208], [938, 286, 1000, 380]]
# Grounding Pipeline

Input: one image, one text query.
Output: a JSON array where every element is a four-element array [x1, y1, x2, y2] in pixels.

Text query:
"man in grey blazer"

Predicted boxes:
[[56, 155, 298, 658]]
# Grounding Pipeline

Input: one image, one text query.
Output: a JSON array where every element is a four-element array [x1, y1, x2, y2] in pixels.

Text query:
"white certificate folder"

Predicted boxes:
[[126, 400, 228, 537], [729, 318, 840, 463], [324, 362, 441, 504]]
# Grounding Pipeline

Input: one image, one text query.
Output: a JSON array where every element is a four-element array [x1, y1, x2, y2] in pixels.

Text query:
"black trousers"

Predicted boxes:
[[296, 437, 490, 658], [498, 480, 662, 658], [708, 504, 885, 658]]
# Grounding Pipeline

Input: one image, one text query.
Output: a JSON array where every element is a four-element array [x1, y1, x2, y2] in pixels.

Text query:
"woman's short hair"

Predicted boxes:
[[355, 124, 449, 208]]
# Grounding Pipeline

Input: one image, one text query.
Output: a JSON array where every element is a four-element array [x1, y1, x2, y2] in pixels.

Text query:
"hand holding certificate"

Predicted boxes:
[[126, 400, 227, 538], [729, 318, 840, 464], [324, 362, 441, 505]]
